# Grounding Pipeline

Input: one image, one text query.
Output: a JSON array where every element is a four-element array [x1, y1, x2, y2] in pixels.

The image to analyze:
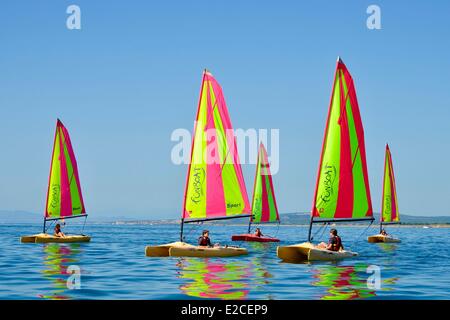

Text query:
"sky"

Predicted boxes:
[[0, 1, 449, 219]]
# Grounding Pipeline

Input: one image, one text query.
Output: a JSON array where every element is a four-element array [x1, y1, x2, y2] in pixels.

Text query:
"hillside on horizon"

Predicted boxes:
[[1, 210, 450, 225]]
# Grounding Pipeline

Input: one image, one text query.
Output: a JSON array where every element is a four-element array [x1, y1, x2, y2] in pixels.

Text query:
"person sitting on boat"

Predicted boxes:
[[198, 230, 212, 247], [317, 229, 343, 252], [380, 229, 388, 236], [254, 227, 263, 237], [54, 224, 65, 238]]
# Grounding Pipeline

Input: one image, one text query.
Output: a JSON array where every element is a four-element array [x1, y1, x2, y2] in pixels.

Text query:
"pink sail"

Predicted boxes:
[[183, 71, 251, 220], [251, 143, 280, 224], [311, 58, 373, 221], [45, 119, 85, 219], [381, 144, 399, 223]]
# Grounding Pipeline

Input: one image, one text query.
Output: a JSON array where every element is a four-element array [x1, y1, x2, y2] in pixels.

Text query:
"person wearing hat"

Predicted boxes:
[[198, 230, 212, 247]]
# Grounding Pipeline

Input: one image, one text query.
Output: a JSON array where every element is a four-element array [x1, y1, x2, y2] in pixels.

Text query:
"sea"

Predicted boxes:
[[0, 223, 449, 300]]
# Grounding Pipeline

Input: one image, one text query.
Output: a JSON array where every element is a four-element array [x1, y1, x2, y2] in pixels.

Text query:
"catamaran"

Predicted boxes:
[[277, 57, 374, 261], [368, 144, 401, 243], [232, 143, 281, 242], [145, 70, 251, 257], [21, 119, 90, 243]]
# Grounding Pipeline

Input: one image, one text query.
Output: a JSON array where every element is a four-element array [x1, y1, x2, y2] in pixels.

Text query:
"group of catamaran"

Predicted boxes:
[[21, 57, 401, 262]]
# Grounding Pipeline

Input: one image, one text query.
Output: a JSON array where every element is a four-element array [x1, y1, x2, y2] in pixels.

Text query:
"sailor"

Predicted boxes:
[[317, 229, 343, 251], [198, 230, 212, 247], [254, 227, 263, 237], [54, 224, 66, 238]]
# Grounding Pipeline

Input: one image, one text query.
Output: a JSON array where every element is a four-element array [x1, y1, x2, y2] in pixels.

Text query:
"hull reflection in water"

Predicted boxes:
[[311, 263, 397, 300], [378, 243, 399, 253], [247, 243, 274, 287], [177, 258, 251, 299], [39, 243, 82, 300]]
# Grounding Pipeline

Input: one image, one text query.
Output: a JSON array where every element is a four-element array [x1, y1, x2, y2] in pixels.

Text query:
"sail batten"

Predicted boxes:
[[45, 120, 85, 220], [183, 71, 250, 220], [251, 143, 280, 224], [311, 59, 373, 221], [381, 144, 399, 223]]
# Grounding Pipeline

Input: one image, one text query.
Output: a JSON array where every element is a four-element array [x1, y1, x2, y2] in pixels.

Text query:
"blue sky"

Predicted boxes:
[[0, 1, 449, 219]]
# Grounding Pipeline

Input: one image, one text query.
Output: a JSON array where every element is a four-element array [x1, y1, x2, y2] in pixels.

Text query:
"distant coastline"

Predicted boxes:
[[111, 220, 450, 228], [2, 210, 450, 227]]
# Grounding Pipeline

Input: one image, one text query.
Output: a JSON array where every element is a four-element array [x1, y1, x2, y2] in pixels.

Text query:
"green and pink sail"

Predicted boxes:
[[381, 144, 399, 223], [45, 119, 86, 220], [311, 58, 373, 221], [251, 143, 280, 224], [183, 70, 250, 220]]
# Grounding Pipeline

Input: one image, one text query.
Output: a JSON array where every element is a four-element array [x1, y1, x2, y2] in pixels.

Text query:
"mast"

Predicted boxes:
[[180, 218, 184, 241], [307, 216, 314, 242]]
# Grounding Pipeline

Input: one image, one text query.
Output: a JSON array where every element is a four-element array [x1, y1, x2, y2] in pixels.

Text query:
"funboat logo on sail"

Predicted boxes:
[[253, 197, 262, 214], [50, 184, 61, 208], [384, 195, 391, 213], [319, 163, 337, 206], [190, 167, 205, 204]]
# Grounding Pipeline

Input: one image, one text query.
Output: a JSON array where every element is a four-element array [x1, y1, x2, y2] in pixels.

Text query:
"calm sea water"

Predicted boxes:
[[0, 223, 449, 300]]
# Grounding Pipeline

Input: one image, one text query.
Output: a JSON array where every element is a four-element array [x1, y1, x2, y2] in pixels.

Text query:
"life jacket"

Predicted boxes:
[[331, 236, 342, 251], [198, 236, 210, 246]]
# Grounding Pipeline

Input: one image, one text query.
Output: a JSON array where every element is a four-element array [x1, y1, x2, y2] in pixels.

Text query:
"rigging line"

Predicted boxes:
[[45, 219, 56, 233], [339, 72, 363, 180], [203, 79, 219, 135], [81, 215, 87, 234], [274, 221, 280, 237], [354, 220, 374, 247], [351, 146, 360, 169], [186, 220, 202, 241], [215, 89, 238, 177], [310, 222, 327, 242], [318, 222, 329, 241], [204, 85, 234, 179], [60, 129, 76, 186], [343, 81, 363, 175], [218, 130, 236, 177]]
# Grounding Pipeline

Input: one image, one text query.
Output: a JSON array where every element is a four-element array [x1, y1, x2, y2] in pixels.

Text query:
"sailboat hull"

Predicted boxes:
[[277, 242, 358, 262], [145, 242, 192, 257], [368, 235, 401, 243], [169, 245, 247, 258], [145, 242, 248, 257], [20, 233, 91, 243], [231, 234, 280, 242]]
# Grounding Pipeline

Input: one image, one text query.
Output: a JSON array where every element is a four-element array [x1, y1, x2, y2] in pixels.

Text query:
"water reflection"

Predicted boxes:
[[378, 243, 399, 253], [39, 243, 82, 300], [311, 264, 376, 300], [177, 258, 250, 299], [310, 263, 399, 300], [248, 243, 274, 287]]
